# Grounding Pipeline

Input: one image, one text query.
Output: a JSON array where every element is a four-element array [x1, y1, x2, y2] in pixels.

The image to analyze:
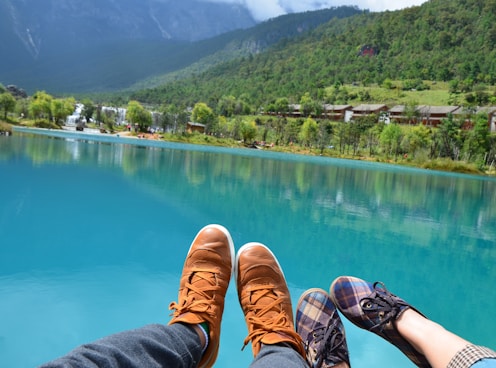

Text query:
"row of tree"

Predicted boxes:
[[0, 85, 155, 133], [2, 84, 495, 171]]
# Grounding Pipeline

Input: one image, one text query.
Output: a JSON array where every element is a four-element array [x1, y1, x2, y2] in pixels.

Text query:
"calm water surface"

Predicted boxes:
[[1, 130, 495, 367]]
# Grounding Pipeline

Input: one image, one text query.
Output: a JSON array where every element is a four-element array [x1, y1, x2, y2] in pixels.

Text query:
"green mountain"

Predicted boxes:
[[129, 0, 496, 108]]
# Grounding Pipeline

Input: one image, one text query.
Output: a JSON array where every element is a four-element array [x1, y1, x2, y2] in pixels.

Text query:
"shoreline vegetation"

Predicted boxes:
[[2, 81, 496, 177], [4, 121, 494, 177]]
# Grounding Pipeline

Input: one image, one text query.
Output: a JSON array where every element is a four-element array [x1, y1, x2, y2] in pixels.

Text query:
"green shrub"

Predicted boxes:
[[0, 121, 13, 133], [420, 158, 481, 174], [33, 120, 59, 129]]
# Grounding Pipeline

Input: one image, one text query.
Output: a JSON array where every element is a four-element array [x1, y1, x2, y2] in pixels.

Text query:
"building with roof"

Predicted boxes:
[[321, 104, 352, 121]]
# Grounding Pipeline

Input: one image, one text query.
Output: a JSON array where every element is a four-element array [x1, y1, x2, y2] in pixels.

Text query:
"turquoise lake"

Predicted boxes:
[[1, 129, 495, 367]]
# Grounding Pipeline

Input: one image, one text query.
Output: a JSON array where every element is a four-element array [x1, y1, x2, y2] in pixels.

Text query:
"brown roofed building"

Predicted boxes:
[[350, 104, 388, 121], [416, 105, 460, 126], [321, 104, 352, 121]]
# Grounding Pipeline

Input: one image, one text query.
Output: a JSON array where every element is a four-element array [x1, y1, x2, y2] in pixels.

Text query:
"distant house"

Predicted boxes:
[[349, 104, 388, 122], [260, 102, 495, 131], [475, 106, 496, 132], [389, 105, 424, 124], [288, 104, 302, 118], [186, 122, 206, 134], [453, 106, 496, 132], [322, 104, 352, 121], [389, 105, 408, 124], [417, 105, 460, 126]]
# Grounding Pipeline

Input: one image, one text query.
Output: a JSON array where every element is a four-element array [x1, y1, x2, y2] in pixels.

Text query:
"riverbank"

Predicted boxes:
[[9, 123, 495, 177], [0, 121, 13, 135]]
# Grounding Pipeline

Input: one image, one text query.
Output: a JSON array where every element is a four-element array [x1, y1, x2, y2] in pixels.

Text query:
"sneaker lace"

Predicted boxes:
[[360, 281, 409, 332], [306, 317, 347, 367], [169, 267, 221, 318], [241, 283, 297, 350]]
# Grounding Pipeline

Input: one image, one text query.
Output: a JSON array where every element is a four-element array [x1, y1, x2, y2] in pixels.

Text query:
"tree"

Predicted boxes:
[[299, 117, 318, 147], [284, 119, 301, 145], [462, 113, 490, 163], [434, 115, 462, 160], [192, 102, 216, 133], [217, 95, 237, 117], [51, 97, 75, 126], [101, 108, 117, 132], [402, 125, 431, 157], [273, 98, 289, 115], [126, 100, 152, 132], [300, 93, 316, 117], [380, 123, 403, 158], [317, 120, 333, 153], [81, 99, 95, 124], [29, 91, 53, 121], [365, 122, 384, 156], [160, 104, 186, 133], [0, 92, 16, 120], [348, 115, 376, 155], [240, 120, 257, 143]]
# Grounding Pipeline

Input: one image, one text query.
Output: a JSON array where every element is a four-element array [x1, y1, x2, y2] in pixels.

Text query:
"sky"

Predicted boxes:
[[203, 0, 429, 21]]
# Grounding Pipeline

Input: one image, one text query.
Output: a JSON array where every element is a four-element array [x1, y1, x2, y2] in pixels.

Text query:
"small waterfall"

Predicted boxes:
[[101, 106, 127, 125], [66, 103, 84, 126]]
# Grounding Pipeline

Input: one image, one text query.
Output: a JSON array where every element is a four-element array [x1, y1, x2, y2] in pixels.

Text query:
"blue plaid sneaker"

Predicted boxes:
[[296, 288, 350, 368], [330, 276, 431, 368]]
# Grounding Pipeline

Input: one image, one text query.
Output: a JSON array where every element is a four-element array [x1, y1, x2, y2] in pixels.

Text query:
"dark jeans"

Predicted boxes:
[[39, 323, 308, 368]]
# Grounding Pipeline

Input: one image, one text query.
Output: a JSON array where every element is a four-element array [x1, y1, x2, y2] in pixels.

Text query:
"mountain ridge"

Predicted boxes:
[[0, 0, 257, 92], [0, 1, 361, 94]]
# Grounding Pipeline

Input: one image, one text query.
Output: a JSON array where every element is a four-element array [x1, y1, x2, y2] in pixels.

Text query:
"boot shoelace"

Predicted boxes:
[[307, 316, 347, 367], [169, 267, 221, 318], [241, 283, 295, 350], [360, 281, 408, 332]]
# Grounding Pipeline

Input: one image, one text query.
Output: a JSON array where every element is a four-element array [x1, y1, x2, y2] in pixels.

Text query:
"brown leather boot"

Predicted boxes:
[[236, 242, 305, 358], [169, 224, 234, 368]]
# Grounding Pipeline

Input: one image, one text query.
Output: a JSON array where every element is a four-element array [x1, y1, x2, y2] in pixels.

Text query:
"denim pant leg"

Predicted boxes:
[[39, 323, 202, 368], [249, 344, 308, 368]]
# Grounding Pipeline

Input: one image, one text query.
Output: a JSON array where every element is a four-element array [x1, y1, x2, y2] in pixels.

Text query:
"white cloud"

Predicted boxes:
[[200, 0, 428, 21]]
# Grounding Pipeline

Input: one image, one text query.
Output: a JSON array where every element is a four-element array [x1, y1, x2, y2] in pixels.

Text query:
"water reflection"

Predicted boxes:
[[1, 132, 495, 367]]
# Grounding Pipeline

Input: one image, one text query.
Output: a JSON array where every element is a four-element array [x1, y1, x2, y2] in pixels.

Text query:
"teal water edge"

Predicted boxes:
[[1, 131, 495, 367]]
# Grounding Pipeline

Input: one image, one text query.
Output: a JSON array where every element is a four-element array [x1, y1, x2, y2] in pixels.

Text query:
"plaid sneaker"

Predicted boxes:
[[169, 224, 235, 368], [236, 242, 305, 358], [296, 288, 350, 368], [330, 276, 431, 368]]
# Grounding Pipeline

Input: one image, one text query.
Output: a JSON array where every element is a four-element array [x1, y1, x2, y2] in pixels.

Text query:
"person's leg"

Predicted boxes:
[[397, 310, 496, 368], [250, 344, 308, 368], [40, 224, 234, 368], [330, 276, 496, 368], [296, 288, 350, 368], [235, 242, 308, 368], [39, 323, 203, 368]]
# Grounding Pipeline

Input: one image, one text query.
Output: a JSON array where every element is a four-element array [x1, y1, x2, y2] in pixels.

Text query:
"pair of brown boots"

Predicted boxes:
[[168, 224, 306, 367]]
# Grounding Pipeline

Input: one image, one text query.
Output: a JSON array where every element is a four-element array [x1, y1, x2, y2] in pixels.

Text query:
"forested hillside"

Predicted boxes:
[[128, 6, 364, 91], [130, 0, 496, 107]]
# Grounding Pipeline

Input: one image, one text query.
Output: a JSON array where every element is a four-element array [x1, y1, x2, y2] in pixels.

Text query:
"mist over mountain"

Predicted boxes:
[[0, 0, 257, 92]]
